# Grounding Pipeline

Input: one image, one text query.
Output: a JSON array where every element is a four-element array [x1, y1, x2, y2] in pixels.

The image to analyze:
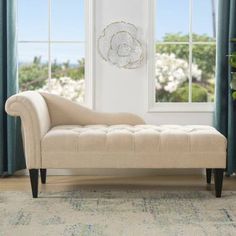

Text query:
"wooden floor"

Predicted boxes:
[[0, 175, 236, 192]]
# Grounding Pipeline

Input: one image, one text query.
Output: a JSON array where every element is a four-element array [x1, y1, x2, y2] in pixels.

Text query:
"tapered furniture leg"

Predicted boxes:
[[206, 168, 212, 184], [40, 169, 47, 184], [214, 169, 224, 198], [29, 169, 39, 198]]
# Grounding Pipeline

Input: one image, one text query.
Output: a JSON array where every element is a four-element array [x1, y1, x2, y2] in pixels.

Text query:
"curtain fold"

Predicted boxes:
[[0, 0, 25, 175], [215, 0, 236, 175]]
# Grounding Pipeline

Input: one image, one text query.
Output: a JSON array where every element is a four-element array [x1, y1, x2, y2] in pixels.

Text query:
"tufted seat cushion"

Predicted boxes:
[[41, 125, 226, 169]]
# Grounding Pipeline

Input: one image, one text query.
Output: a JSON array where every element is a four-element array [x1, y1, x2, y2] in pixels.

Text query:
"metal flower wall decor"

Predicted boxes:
[[97, 21, 144, 69]]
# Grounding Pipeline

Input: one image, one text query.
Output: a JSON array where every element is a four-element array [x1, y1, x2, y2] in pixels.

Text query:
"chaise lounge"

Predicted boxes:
[[5, 91, 227, 198]]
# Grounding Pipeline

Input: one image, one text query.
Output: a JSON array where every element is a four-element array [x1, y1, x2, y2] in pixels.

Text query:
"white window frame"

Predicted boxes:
[[17, 0, 95, 108], [148, 0, 215, 113]]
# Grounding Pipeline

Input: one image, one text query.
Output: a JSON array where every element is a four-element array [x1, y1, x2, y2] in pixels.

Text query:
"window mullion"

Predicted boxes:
[[188, 0, 193, 103], [48, 0, 52, 91], [18, 40, 85, 44]]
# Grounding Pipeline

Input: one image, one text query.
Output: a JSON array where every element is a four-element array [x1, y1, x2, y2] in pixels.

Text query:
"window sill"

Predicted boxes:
[[148, 102, 215, 113]]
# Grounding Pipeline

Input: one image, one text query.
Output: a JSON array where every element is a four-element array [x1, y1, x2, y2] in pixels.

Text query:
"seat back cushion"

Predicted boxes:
[[40, 92, 145, 127]]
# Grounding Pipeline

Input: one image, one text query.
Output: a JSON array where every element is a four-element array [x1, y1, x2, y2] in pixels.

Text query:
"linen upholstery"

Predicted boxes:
[[42, 125, 226, 169], [5, 91, 145, 168], [5, 91, 51, 168], [5, 91, 227, 170], [40, 92, 145, 126]]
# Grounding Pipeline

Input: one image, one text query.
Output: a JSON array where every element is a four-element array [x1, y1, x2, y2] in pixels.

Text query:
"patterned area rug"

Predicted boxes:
[[0, 189, 236, 236]]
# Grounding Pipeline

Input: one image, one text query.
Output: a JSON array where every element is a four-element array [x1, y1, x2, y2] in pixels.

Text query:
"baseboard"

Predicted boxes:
[[14, 168, 204, 176]]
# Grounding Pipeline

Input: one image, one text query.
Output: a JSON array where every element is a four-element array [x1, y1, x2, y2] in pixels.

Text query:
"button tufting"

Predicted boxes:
[[42, 124, 226, 153]]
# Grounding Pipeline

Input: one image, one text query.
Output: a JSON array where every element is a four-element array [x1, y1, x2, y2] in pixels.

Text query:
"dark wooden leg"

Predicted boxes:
[[206, 168, 212, 184], [40, 169, 47, 184], [214, 169, 224, 198], [29, 169, 39, 198]]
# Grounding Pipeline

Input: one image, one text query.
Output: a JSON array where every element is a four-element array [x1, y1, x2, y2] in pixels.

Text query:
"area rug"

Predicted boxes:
[[0, 189, 236, 236]]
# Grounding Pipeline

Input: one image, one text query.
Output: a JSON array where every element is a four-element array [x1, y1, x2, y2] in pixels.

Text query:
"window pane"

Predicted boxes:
[[51, 0, 85, 41], [18, 43, 48, 91], [192, 44, 216, 102], [48, 43, 85, 103], [155, 44, 189, 102], [18, 0, 48, 41], [156, 0, 189, 42], [192, 0, 217, 42]]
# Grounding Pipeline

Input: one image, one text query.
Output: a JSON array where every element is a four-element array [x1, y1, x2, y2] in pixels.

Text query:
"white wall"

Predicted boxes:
[[94, 0, 214, 126]]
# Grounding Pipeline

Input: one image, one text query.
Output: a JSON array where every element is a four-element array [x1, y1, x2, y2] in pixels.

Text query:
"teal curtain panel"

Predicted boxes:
[[0, 0, 25, 175], [215, 0, 236, 175]]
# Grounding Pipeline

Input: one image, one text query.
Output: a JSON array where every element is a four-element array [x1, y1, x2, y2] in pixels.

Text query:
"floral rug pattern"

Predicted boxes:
[[0, 189, 236, 236]]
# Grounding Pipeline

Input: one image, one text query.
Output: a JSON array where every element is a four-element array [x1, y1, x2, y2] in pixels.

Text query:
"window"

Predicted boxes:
[[149, 0, 217, 111], [18, 0, 92, 104]]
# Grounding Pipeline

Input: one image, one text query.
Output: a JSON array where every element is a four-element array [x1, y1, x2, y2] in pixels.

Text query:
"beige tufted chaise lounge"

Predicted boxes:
[[5, 91, 227, 198]]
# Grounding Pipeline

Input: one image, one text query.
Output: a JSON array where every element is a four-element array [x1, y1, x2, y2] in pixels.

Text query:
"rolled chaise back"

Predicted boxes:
[[40, 92, 145, 127]]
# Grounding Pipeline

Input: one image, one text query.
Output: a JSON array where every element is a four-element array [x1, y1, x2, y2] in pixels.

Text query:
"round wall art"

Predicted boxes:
[[97, 21, 145, 69]]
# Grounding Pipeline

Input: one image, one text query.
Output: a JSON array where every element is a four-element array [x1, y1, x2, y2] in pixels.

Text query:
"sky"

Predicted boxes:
[[18, 0, 85, 63], [156, 0, 217, 41], [18, 0, 216, 63]]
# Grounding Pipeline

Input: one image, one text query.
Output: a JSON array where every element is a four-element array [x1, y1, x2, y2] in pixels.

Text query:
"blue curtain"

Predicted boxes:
[[0, 0, 25, 175], [215, 0, 236, 175]]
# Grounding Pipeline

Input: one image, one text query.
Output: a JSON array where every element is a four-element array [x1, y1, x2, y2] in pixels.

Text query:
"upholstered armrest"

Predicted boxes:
[[40, 92, 145, 126], [5, 91, 51, 168]]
